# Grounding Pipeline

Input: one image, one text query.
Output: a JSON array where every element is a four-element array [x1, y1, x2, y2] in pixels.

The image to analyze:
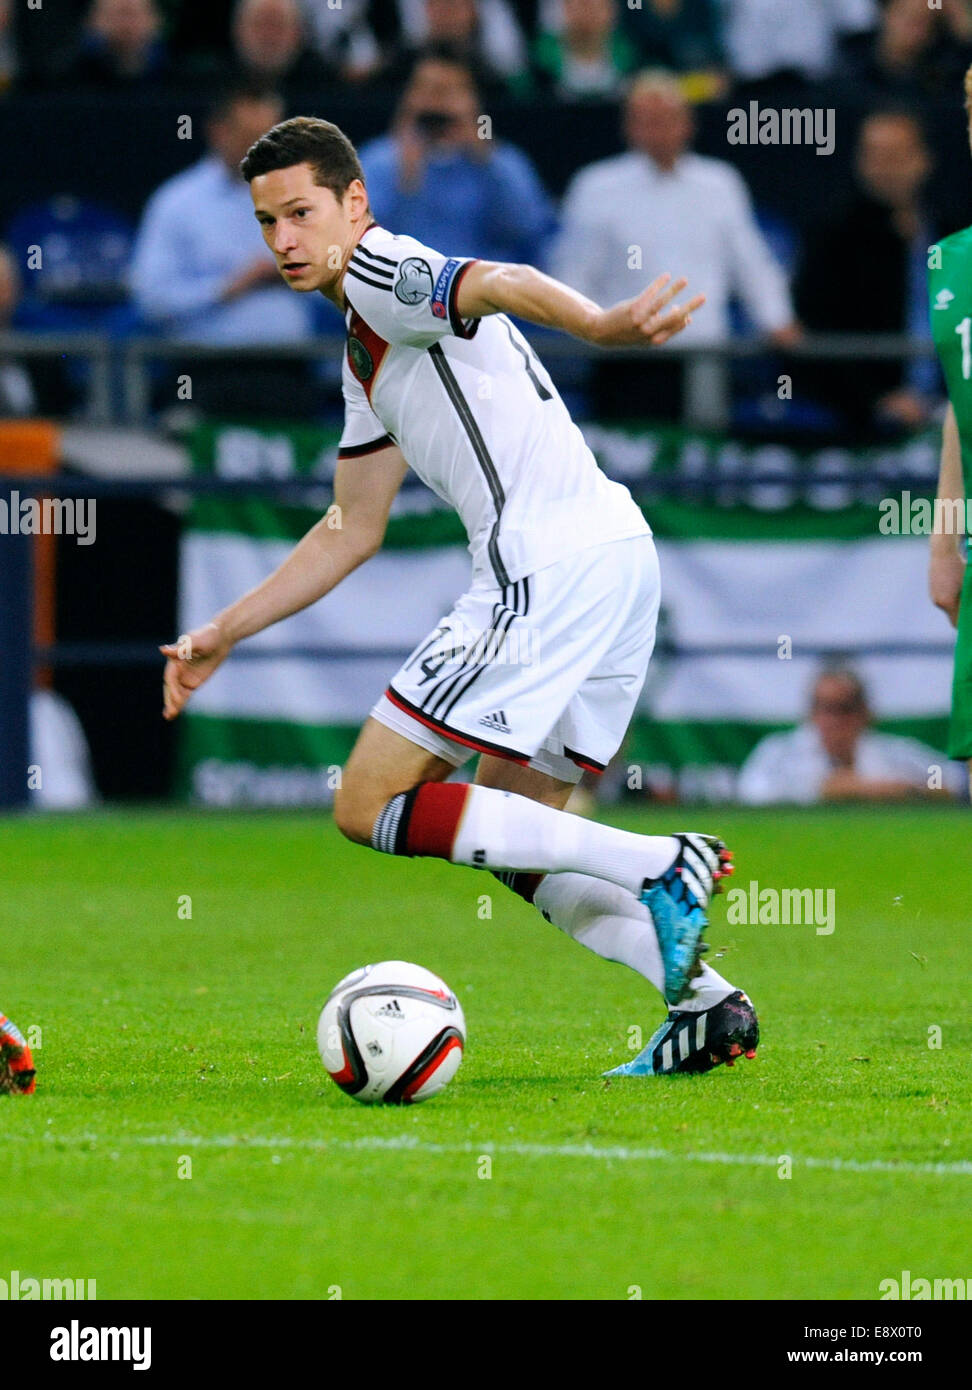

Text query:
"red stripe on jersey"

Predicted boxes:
[[348, 310, 390, 403], [404, 782, 471, 859]]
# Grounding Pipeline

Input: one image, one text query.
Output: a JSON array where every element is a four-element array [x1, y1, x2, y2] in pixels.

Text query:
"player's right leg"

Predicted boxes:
[[333, 716, 457, 847]]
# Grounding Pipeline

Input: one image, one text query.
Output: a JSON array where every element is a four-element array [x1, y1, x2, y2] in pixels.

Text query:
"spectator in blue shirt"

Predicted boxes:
[[130, 82, 316, 345], [130, 82, 321, 416], [358, 51, 556, 266]]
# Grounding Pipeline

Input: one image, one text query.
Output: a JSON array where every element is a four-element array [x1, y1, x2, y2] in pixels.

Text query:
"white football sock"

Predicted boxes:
[[452, 785, 678, 894], [533, 872, 737, 1011]]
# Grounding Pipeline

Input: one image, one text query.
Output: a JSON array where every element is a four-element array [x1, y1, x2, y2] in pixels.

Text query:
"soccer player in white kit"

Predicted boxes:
[[161, 117, 758, 1075]]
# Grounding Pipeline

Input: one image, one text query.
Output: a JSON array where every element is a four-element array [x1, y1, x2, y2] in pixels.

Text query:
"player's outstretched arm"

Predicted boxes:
[[454, 261, 705, 348], [161, 445, 408, 720], [929, 404, 966, 629]]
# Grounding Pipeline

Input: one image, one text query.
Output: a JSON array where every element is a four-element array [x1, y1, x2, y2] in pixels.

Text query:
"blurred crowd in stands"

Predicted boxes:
[[3, 0, 972, 435], [5, 0, 972, 102]]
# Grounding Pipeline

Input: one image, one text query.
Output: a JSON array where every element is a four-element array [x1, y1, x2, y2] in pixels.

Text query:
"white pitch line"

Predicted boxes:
[[41, 1132, 972, 1177]]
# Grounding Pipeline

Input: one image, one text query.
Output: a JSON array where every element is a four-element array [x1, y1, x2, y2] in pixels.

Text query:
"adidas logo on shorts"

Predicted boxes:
[[479, 709, 512, 734]]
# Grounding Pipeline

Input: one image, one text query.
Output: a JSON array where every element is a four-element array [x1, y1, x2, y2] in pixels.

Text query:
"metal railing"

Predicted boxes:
[[0, 330, 942, 431], [0, 330, 949, 809]]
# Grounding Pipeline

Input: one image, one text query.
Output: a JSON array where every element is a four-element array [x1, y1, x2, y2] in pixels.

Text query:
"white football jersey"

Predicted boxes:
[[337, 224, 650, 589]]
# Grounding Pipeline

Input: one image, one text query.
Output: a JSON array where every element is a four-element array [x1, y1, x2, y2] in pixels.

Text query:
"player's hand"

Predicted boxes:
[[592, 274, 705, 348], [929, 547, 966, 628], [160, 621, 231, 721]]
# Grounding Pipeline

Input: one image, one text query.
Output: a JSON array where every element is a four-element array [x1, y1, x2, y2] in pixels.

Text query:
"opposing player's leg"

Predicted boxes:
[[475, 756, 756, 1074]]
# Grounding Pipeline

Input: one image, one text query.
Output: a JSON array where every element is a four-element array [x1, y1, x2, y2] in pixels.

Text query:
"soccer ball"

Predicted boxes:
[[317, 961, 465, 1105]]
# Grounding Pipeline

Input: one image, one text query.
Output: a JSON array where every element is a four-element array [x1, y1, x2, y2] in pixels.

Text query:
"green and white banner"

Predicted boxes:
[[177, 422, 958, 804]]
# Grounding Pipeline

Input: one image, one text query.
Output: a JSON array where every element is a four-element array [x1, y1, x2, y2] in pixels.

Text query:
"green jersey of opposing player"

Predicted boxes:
[[929, 220, 972, 765]]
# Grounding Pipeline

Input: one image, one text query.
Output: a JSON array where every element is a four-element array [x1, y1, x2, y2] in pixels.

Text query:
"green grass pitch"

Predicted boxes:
[[3, 805, 969, 1300]]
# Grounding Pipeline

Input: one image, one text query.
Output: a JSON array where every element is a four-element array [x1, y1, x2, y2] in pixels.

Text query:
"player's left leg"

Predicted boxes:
[[475, 757, 757, 1075], [474, 754, 670, 995]]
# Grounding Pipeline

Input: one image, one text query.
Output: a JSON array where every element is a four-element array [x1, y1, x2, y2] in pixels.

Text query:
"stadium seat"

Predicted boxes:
[[5, 195, 135, 333]]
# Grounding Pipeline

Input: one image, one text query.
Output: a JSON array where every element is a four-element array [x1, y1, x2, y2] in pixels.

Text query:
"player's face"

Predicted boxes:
[[250, 162, 365, 295]]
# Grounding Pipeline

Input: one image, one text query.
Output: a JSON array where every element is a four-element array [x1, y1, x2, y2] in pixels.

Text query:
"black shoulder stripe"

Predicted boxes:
[[347, 265, 393, 292], [354, 243, 397, 268], [351, 252, 393, 280]]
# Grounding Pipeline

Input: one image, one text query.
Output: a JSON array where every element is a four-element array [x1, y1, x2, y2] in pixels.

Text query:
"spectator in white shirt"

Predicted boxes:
[[737, 668, 964, 804], [553, 69, 799, 417], [722, 0, 877, 84]]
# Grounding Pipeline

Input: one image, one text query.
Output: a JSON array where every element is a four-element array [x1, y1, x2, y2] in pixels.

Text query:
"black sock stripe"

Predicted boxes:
[[393, 785, 422, 856]]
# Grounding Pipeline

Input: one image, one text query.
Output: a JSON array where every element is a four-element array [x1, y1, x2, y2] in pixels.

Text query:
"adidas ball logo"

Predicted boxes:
[[376, 999, 405, 1018]]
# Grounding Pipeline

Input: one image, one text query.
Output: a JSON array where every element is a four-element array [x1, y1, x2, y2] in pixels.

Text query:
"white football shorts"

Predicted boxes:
[[370, 534, 660, 784]]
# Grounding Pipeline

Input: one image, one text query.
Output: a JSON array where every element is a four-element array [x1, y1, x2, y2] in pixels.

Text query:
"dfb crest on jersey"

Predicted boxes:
[[395, 257, 434, 305], [348, 335, 374, 380]]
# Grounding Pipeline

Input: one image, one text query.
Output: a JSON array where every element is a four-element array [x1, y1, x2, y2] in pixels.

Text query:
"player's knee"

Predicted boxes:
[[332, 785, 376, 846]]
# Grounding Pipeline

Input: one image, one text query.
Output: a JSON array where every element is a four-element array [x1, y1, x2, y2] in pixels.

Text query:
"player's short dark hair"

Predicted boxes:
[[240, 116, 366, 203]]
